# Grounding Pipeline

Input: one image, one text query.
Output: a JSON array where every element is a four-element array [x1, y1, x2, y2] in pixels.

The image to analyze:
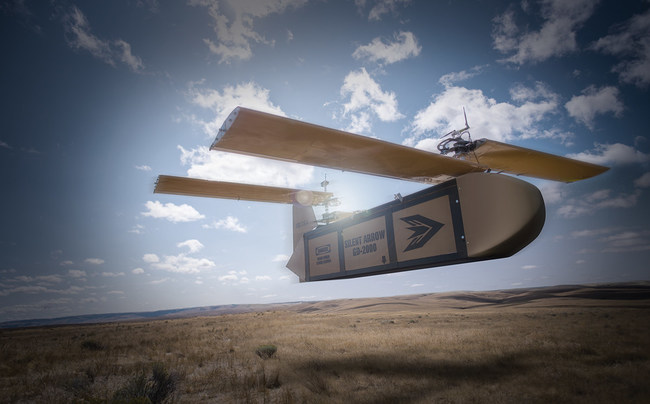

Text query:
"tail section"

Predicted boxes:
[[287, 204, 317, 282], [292, 203, 317, 249]]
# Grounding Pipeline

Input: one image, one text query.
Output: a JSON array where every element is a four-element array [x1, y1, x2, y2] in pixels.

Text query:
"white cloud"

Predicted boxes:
[[63, 6, 144, 72], [0, 140, 11, 149], [634, 172, 650, 188], [84, 258, 104, 265], [272, 254, 289, 262], [101, 272, 125, 277], [591, 10, 650, 88], [355, 0, 411, 21], [184, 81, 314, 187], [522, 265, 538, 270], [148, 253, 216, 274], [60, 260, 74, 266], [151, 277, 170, 285], [178, 145, 313, 188], [256, 275, 272, 281], [135, 165, 151, 171], [8, 275, 63, 285], [570, 227, 650, 253], [190, 0, 307, 63], [203, 216, 247, 233], [132, 267, 145, 275], [340, 68, 404, 133], [352, 31, 421, 65], [438, 65, 487, 88], [68, 269, 87, 278], [492, 0, 598, 65], [188, 81, 286, 138], [141, 200, 205, 223], [218, 270, 249, 285], [566, 143, 650, 166], [177, 239, 204, 253], [129, 224, 145, 235], [143, 253, 160, 263], [557, 189, 640, 218], [565, 86, 624, 129], [406, 84, 559, 147], [538, 181, 569, 205]]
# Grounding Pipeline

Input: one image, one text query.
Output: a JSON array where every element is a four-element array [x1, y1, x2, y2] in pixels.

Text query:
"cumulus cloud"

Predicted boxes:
[[84, 258, 104, 265], [566, 143, 650, 166], [147, 254, 216, 274], [183, 81, 314, 187], [557, 189, 640, 218], [405, 83, 560, 148], [135, 165, 151, 171], [141, 201, 205, 223], [272, 254, 290, 262], [177, 239, 204, 253], [63, 6, 143, 71], [189, 0, 307, 63], [202, 216, 247, 233], [355, 0, 411, 21], [565, 86, 624, 129], [340, 68, 404, 133], [101, 272, 125, 277], [188, 81, 286, 138], [571, 227, 650, 253], [179, 145, 313, 188], [218, 270, 249, 285], [144, 239, 215, 274], [352, 31, 421, 65], [68, 269, 87, 278], [634, 172, 650, 188], [143, 253, 160, 263], [492, 0, 598, 65], [591, 9, 650, 88], [132, 267, 145, 275], [438, 65, 488, 88]]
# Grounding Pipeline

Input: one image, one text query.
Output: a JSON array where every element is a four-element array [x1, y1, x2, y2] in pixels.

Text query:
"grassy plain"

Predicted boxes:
[[1, 284, 649, 403]]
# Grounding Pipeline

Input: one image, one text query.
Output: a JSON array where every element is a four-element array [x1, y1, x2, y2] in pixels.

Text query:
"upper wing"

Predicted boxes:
[[471, 140, 609, 183], [211, 107, 485, 184], [155, 175, 332, 206], [211, 107, 608, 183]]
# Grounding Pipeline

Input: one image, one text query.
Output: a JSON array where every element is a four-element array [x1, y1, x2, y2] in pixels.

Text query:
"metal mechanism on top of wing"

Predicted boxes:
[[154, 106, 609, 282]]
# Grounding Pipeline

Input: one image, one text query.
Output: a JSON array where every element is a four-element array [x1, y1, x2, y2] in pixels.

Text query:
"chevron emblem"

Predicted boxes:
[[399, 214, 444, 252]]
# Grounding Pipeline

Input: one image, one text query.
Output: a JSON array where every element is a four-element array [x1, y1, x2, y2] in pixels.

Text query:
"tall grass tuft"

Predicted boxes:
[[113, 363, 178, 403], [255, 344, 277, 359]]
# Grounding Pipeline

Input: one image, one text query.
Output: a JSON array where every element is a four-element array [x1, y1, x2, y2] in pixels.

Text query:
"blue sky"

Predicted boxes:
[[1, 0, 649, 322]]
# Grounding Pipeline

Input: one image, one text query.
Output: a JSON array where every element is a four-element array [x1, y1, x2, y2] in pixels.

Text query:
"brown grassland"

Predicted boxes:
[[1, 284, 649, 403]]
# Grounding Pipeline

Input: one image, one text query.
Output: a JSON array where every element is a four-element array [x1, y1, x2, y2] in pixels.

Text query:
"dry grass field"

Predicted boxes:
[[1, 283, 649, 403]]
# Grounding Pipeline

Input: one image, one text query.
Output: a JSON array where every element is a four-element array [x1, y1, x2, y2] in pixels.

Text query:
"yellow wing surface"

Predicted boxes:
[[212, 107, 485, 183], [212, 107, 608, 183], [154, 175, 332, 206], [471, 140, 609, 182]]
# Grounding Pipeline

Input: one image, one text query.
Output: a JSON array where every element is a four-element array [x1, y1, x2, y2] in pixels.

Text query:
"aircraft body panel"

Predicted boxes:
[[287, 173, 544, 282]]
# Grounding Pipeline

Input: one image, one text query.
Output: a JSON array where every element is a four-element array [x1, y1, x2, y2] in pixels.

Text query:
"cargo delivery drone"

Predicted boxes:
[[155, 107, 608, 282]]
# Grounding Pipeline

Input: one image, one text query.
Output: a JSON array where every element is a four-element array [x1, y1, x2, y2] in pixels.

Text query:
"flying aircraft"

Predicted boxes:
[[155, 107, 608, 282]]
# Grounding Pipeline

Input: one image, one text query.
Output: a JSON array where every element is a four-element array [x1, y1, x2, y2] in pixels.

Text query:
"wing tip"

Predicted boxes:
[[211, 106, 242, 149]]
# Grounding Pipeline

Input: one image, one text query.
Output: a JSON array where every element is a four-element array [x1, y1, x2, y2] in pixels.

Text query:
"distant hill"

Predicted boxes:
[[2, 281, 649, 329]]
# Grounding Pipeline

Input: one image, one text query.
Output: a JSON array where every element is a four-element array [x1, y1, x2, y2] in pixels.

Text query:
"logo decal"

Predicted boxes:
[[400, 214, 444, 252]]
